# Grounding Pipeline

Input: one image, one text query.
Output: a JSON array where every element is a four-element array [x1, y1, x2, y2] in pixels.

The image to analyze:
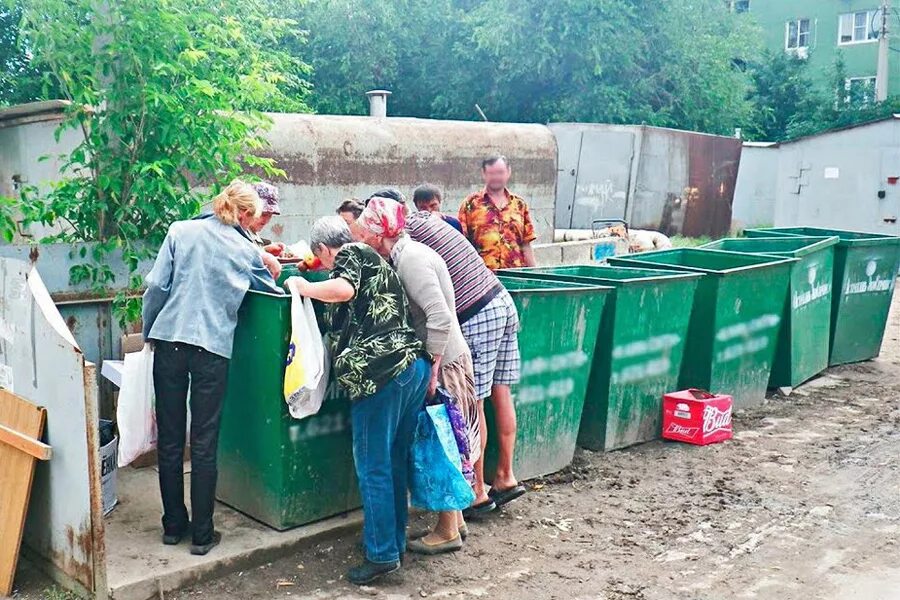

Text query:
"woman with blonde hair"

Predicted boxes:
[[142, 179, 283, 556]]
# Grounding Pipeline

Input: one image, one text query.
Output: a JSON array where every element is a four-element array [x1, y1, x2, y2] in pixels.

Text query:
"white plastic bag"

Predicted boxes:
[[283, 279, 329, 419], [116, 345, 157, 467]]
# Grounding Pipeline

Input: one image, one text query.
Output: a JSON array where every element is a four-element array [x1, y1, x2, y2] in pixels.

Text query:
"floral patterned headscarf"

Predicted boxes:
[[359, 196, 406, 238]]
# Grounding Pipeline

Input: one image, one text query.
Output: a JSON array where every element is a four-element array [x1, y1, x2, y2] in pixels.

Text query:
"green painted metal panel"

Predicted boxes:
[[701, 236, 838, 387], [500, 265, 700, 451], [608, 249, 795, 408], [484, 276, 608, 480], [744, 227, 900, 365], [217, 288, 360, 531]]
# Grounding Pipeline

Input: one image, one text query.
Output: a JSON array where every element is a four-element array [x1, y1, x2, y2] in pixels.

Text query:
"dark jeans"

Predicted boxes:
[[352, 358, 429, 564], [153, 340, 229, 545]]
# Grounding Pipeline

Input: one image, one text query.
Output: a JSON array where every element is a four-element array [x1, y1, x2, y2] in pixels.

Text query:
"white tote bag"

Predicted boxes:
[[283, 280, 329, 419], [116, 345, 157, 467]]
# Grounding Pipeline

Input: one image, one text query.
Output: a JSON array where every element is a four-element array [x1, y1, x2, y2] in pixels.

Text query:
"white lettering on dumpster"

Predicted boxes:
[[612, 334, 681, 360], [514, 378, 576, 406], [612, 357, 672, 385], [288, 412, 347, 443], [845, 260, 895, 296], [793, 284, 830, 309], [713, 313, 781, 363], [844, 278, 893, 295], [521, 350, 589, 377], [609, 333, 681, 385], [793, 265, 830, 310], [715, 314, 781, 342]]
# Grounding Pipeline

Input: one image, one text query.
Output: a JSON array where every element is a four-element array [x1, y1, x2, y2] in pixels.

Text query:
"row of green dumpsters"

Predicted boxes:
[[214, 226, 900, 531]]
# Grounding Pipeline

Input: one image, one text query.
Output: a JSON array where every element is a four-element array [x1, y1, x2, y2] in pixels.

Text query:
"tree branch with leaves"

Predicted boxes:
[[14, 0, 311, 325]]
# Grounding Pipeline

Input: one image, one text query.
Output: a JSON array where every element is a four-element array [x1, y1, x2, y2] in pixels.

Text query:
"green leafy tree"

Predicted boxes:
[[295, 0, 757, 134], [743, 51, 824, 142], [0, 1, 51, 106], [294, 0, 465, 117], [15, 0, 311, 324], [784, 52, 900, 140]]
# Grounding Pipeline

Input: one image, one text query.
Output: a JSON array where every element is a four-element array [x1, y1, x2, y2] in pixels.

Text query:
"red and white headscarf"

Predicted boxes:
[[359, 197, 406, 238]]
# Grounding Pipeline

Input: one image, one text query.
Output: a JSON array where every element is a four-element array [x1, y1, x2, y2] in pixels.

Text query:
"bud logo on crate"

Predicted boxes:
[[702, 405, 732, 436], [662, 389, 733, 446], [665, 422, 699, 438]]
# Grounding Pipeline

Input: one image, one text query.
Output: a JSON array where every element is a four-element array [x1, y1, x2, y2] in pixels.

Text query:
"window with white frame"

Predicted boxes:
[[839, 10, 878, 44], [786, 18, 811, 50], [735, 0, 750, 12], [845, 76, 877, 104]]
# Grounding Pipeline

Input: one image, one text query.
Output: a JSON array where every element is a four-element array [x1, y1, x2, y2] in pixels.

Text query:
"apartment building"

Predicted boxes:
[[736, 1, 900, 100]]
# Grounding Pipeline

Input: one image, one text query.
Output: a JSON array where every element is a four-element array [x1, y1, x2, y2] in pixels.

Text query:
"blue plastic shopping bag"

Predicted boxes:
[[409, 404, 476, 511]]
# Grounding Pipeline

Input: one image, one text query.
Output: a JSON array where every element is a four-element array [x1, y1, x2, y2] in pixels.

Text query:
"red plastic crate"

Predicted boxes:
[[662, 389, 733, 446]]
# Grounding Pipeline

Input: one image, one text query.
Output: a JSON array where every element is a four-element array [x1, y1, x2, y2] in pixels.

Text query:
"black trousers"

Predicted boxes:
[[153, 340, 229, 545]]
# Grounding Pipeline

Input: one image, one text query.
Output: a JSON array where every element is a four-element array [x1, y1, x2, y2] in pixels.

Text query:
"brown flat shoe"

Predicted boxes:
[[407, 534, 463, 555]]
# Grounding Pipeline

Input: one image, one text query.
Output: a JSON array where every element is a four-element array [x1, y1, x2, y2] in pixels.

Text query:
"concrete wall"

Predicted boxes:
[[259, 114, 557, 244], [0, 102, 79, 241], [1, 107, 558, 244], [731, 144, 778, 230], [773, 118, 900, 235]]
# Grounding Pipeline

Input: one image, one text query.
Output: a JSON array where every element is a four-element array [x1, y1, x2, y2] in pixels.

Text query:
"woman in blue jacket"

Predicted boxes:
[[142, 180, 282, 556]]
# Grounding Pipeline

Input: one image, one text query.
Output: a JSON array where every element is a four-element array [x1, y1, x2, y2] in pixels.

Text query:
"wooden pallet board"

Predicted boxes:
[[0, 389, 48, 596]]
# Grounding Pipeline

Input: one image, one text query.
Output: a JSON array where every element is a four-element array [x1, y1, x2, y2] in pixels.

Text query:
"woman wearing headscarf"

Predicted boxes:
[[288, 216, 428, 585], [358, 197, 482, 555], [142, 180, 283, 556]]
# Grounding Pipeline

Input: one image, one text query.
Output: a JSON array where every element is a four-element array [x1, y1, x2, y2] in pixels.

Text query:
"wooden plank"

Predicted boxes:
[[0, 424, 52, 461], [0, 389, 47, 596]]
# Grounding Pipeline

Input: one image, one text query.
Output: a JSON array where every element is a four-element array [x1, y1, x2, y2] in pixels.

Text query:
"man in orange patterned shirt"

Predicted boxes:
[[458, 155, 538, 271]]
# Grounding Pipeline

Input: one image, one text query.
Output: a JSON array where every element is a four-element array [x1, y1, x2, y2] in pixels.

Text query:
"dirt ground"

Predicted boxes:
[[162, 296, 900, 600], [16, 296, 900, 600]]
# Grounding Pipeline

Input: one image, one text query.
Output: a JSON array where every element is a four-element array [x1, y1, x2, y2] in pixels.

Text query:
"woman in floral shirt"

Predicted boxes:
[[289, 216, 427, 586]]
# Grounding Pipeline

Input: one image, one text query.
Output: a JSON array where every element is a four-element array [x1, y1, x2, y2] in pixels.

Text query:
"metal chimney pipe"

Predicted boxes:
[[366, 90, 392, 117]]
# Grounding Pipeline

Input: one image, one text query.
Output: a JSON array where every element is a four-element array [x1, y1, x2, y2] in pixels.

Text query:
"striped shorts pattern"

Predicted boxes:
[[460, 289, 521, 399]]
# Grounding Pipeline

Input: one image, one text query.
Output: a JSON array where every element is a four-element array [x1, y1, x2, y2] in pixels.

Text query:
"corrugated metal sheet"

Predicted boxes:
[[551, 124, 743, 238]]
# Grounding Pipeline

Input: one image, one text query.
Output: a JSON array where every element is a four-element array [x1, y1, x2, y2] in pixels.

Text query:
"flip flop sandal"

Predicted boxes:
[[489, 484, 527, 508], [462, 499, 497, 519]]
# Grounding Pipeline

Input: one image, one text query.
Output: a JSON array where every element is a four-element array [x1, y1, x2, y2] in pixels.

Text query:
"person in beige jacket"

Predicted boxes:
[[357, 196, 481, 556]]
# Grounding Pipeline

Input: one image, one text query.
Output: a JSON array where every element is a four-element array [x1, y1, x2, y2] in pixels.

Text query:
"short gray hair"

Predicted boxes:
[[310, 216, 353, 252]]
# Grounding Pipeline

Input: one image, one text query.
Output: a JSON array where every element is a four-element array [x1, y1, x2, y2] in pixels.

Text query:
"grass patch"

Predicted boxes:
[[39, 587, 82, 600], [670, 235, 712, 248]]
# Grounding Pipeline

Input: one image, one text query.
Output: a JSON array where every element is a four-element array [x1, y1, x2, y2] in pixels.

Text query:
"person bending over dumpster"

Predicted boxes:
[[404, 209, 527, 518], [412, 183, 463, 234], [142, 180, 283, 556], [336, 197, 365, 226], [358, 197, 481, 555], [288, 216, 428, 585], [244, 181, 285, 280]]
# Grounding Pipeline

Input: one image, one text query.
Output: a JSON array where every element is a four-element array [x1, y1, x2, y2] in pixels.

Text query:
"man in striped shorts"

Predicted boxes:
[[405, 209, 526, 516]]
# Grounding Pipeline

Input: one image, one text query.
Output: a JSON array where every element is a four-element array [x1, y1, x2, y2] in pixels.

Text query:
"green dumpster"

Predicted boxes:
[[217, 284, 360, 530], [608, 249, 796, 408], [499, 265, 700, 451], [485, 276, 609, 480], [700, 236, 838, 388], [744, 227, 900, 365]]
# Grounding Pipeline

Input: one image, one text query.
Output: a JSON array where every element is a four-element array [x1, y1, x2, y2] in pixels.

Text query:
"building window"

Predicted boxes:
[[845, 76, 877, 104], [786, 18, 811, 50], [734, 0, 750, 12], [839, 10, 878, 44]]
